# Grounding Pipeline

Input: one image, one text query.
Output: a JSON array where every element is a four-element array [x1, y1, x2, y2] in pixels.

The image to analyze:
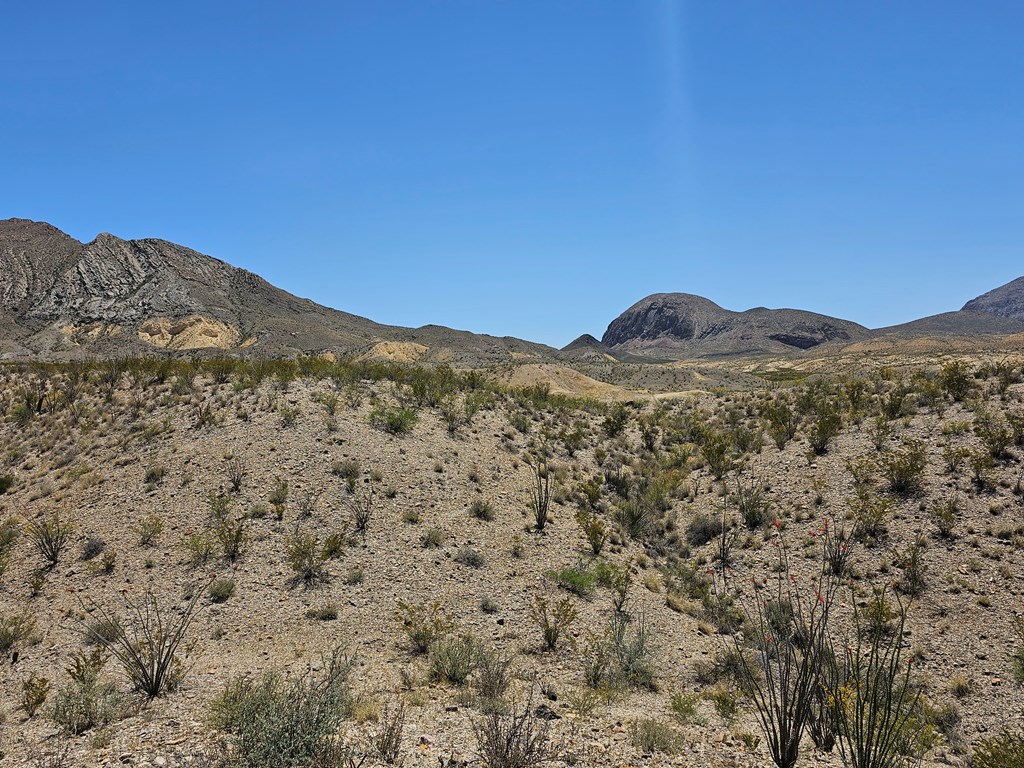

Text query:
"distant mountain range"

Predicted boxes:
[[2, 218, 1023, 361]]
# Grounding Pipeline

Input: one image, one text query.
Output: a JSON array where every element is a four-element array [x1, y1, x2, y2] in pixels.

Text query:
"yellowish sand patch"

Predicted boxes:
[[495, 363, 631, 400], [137, 316, 242, 350], [356, 341, 429, 363]]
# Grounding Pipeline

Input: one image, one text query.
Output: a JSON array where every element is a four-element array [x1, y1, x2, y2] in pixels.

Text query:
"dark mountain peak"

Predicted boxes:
[[561, 333, 602, 351], [962, 276, 1024, 321], [602, 292, 869, 358]]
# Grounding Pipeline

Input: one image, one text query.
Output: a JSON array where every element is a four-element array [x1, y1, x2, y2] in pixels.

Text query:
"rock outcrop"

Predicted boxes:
[[601, 293, 869, 358]]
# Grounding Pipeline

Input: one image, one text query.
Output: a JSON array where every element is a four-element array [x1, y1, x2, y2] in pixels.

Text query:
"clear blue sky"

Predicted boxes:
[[3, 2, 1022, 347]]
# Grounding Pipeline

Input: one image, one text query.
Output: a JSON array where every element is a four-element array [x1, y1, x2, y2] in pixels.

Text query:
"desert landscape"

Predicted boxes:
[[1, 220, 1023, 767]]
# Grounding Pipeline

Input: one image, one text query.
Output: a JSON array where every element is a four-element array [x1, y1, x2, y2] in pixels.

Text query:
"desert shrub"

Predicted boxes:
[[370, 406, 418, 435], [528, 456, 551, 532], [429, 634, 480, 686], [133, 513, 164, 547], [972, 731, 1024, 768], [0, 613, 36, 654], [699, 430, 733, 479], [216, 519, 247, 562], [894, 535, 928, 596], [822, 517, 853, 577], [807, 403, 843, 455], [880, 439, 927, 496], [332, 458, 361, 493], [726, 532, 840, 768], [736, 477, 771, 529], [52, 648, 124, 735], [938, 361, 973, 402], [928, 496, 958, 539], [764, 400, 799, 449], [630, 718, 682, 754], [546, 563, 596, 599], [576, 509, 609, 555], [372, 703, 406, 765], [21, 672, 50, 718], [321, 530, 349, 559], [347, 483, 375, 539], [469, 499, 495, 521], [80, 536, 107, 561], [529, 594, 577, 651], [0, 473, 14, 494], [208, 491, 231, 521], [183, 530, 216, 566], [455, 546, 485, 569], [601, 403, 630, 438], [421, 527, 444, 548], [669, 692, 705, 725], [850, 489, 893, 543], [613, 498, 653, 540], [83, 617, 122, 646], [397, 599, 455, 654], [209, 646, 355, 768], [975, 411, 1013, 460], [587, 612, 658, 691], [80, 587, 204, 697], [208, 577, 236, 603], [471, 692, 555, 768], [305, 604, 338, 621], [686, 512, 721, 547], [287, 530, 327, 586], [830, 588, 927, 768], [475, 648, 513, 704], [25, 510, 74, 568], [224, 456, 247, 493]]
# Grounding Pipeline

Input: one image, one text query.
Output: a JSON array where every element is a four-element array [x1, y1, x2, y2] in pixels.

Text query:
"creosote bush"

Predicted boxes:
[[529, 593, 577, 651], [209, 646, 356, 768]]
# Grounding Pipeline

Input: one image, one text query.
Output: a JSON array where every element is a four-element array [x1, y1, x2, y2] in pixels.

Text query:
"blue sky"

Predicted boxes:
[[3, 2, 1022, 347]]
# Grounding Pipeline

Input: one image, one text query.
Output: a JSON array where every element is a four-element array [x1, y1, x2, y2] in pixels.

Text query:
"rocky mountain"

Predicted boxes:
[[873, 310, 1024, 337], [962, 275, 1024, 321], [600, 293, 870, 358], [0, 219, 556, 363]]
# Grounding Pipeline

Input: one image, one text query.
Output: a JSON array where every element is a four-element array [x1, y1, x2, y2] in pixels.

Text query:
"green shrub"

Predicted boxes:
[[21, 672, 49, 718], [736, 477, 771, 529], [529, 594, 577, 651], [370, 406, 418, 435], [546, 563, 596, 599], [397, 599, 455, 654], [472, 692, 554, 768], [972, 731, 1024, 768], [429, 634, 480, 686], [287, 530, 327, 586], [630, 719, 682, 754], [421, 527, 444, 548], [0, 613, 36, 654], [305, 604, 338, 621], [469, 499, 495, 521], [0, 474, 14, 494], [52, 648, 123, 735], [133, 513, 164, 547], [25, 510, 74, 568], [880, 439, 927, 496], [209, 577, 236, 603], [454, 546, 485, 569], [332, 458, 361, 493], [209, 646, 356, 767], [576, 509, 609, 555]]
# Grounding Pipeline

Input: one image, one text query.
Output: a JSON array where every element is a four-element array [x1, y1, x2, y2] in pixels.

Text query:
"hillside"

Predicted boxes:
[[0, 356, 1022, 765], [0, 219, 556, 365], [962, 275, 1024, 321]]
